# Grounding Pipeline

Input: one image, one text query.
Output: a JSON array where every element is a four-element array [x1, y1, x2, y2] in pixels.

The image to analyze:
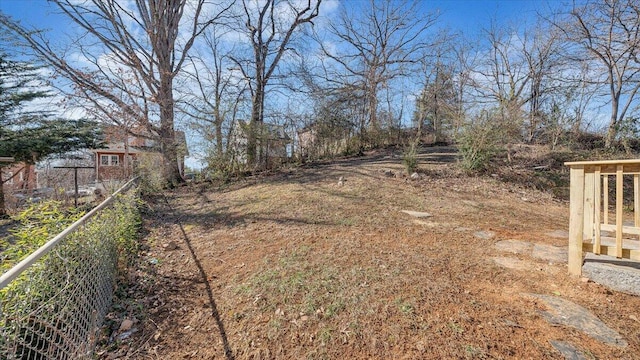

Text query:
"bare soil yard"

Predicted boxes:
[[101, 146, 640, 359]]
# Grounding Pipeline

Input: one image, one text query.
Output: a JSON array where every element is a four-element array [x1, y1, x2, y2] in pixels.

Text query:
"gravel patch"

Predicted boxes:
[[583, 253, 640, 296]]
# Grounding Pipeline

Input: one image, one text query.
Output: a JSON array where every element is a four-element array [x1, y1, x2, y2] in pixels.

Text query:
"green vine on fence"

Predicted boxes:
[[0, 188, 142, 359], [0, 201, 84, 273]]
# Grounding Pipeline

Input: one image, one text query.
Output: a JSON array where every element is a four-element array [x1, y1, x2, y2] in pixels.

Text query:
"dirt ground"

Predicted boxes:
[[101, 146, 640, 359]]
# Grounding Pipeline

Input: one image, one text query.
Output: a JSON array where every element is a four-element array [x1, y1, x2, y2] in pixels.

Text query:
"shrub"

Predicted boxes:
[[456, 115, 504, 172], [403, 142, 418, 174], [134, 153, 165, 194], [204, 152, 239, 182]]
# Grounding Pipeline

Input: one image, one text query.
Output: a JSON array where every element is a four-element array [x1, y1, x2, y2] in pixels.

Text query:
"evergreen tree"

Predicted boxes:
[[0, 54, 102, 216]]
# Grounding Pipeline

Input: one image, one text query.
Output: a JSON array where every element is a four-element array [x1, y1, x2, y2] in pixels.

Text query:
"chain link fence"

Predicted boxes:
[[0, 178, 139, 359]]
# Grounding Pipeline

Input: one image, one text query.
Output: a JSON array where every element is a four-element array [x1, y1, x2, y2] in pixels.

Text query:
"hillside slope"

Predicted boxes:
[[100, 147, 639, 359]]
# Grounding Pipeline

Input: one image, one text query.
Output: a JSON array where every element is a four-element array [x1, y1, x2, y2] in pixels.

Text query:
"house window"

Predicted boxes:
[[5, 171, 13, 185], [100, 154, 121, 166]]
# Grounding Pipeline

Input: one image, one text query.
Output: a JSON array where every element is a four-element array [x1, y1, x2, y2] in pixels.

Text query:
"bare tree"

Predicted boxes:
[[179, 27, 247, 168], [469, 23, 531, 140], [562, 0, 640, 148], [521, 21, 565, 143], [446, 36, 480, 139], [412, 35, 465, 144], [543, 75, 598, 149], [468, 20, 567, 143], [317, 0, 438, 148], [1, 0, 232, 185], [229, 0, 321, 168]]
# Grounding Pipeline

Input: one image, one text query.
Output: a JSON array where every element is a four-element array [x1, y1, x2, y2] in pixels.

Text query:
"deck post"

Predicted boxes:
[[635, 174, 640, 240], [594, 167, 602, 254], [583, 171, 595, 241], [616, 165, 623, 258], [568, 166, 585, 276]]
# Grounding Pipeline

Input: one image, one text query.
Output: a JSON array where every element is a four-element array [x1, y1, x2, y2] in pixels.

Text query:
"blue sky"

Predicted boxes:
[[428, 0, 544, 33], [1, 0, 546, 37], [1, 0, 65, 30]]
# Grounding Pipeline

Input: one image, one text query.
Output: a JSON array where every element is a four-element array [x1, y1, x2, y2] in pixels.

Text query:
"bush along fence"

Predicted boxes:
[[0, 178, 140, 359]]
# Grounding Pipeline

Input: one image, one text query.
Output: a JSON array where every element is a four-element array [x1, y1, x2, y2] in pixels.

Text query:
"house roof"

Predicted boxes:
[[96, 125, 188, 156], [92, 142, 142, 154]]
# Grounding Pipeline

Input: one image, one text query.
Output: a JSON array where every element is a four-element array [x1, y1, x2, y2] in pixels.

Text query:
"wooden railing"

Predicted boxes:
[[565, 159, 640, 276]]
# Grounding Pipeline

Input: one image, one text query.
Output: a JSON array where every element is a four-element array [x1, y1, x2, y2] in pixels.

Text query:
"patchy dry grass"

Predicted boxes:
[[102, 147, 640, 359]]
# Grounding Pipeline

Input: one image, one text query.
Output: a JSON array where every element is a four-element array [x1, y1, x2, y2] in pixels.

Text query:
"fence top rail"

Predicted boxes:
[[565, 159, 640, 167], [0, 177, 139, 290]]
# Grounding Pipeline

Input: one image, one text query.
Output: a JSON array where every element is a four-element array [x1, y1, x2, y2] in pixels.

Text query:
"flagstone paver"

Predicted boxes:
[[526, 294, 627, 348], [494, 239, 533, 254]]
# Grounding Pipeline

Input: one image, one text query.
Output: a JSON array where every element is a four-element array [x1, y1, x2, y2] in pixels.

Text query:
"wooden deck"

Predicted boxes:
[[565, 159, 640, 275]]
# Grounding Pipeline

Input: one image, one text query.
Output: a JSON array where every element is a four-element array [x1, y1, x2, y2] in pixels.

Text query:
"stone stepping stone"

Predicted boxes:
[[546, 230, 569, 239], [491, 257, 534, 271], [455, 227, 473, 232], [525, 293, 627, 348], [532, 243, 567, 264], [549, 340, 589, 360], [401, 210, 432, 218], [494, 239, 533, 254], [474, 230, 495, 240], [583, 253, 640, 296], [462, 200, 480, 207], [412, 220, 452, 227]]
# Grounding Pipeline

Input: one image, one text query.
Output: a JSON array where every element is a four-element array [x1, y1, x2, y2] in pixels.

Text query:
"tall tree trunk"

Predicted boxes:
[[528, 79, 541, 143], [215, 94, 223, 158], [605, 90, 620, 148], [158, 75, 182, 185], [368, 84, 378, 147], [433, 91, 440, 144], [248, 82, 265, 168]]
